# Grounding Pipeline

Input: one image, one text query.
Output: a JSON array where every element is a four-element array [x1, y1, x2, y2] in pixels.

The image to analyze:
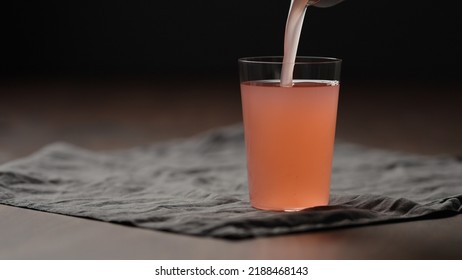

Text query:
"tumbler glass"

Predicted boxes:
[[239, 56, 341, 211]]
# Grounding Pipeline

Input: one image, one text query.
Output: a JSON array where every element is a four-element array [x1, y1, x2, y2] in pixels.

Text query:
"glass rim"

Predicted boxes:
[[238, 56, 342, 65]]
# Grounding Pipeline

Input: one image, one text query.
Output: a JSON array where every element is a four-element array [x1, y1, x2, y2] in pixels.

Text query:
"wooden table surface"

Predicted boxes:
[[1, 78, 461, 259]]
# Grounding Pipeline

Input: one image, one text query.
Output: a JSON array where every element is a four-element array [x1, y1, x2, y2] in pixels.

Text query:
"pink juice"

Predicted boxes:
[[241, 80, 339, 211]]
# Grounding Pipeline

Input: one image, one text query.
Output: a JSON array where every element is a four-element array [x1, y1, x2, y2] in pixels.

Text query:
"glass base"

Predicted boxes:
[[251, 203, 327, 212]]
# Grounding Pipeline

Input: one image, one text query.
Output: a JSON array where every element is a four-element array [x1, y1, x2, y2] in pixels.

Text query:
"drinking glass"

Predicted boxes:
[[239, 56, 342, 211]]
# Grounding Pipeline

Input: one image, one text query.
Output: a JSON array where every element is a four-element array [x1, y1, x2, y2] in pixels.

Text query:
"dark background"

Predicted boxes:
[[1, 0, 461, 157], [2, 0, 460, 83]]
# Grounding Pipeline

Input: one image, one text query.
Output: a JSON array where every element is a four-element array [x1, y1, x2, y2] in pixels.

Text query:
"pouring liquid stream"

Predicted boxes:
[[280, 0, 316, 87]]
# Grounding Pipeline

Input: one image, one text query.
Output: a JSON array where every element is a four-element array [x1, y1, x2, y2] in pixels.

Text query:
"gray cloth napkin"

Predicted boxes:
[[0, 125, 461, 239]]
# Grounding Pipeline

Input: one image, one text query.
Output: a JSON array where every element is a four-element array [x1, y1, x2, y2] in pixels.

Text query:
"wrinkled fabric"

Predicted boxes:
[[0, 125, 461, 239]]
